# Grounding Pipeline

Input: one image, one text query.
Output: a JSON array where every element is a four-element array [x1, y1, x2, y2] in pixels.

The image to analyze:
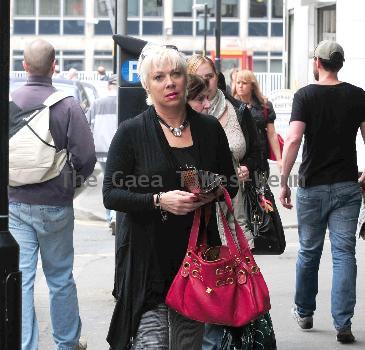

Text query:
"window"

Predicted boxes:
[[95, 20, 113, 35], [173, 0, 193, 17], [127, 21, 139, 35], [95, 0, 108, 17], [13, 20, 36, 34], [39, 0, 60, 16], [14, 0, 35, 16], [248, 22, 268, 36], [250, 0, 268, 18], [128, 0, 139, 16], [173, 0, 239, 36], [143, 0, 163, 16], [94, 50, 113, 71], [12, 50, 24, 71], [64, 0, 84, 16], [13, 0, 85, 36], [173, 22, 193, 35], [63, 50, 84, 71], [143, 21, 163, 35], [63, 20, 84, 34], [272, 0, 283, 19], [318, 5, 336, 42], [39, 20, 60, 34], [249, 0, 283, 38], [253, 51, 283, 73]]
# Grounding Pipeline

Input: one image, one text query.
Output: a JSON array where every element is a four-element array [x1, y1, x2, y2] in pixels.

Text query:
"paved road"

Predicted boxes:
[[35, 218, 365, 349]]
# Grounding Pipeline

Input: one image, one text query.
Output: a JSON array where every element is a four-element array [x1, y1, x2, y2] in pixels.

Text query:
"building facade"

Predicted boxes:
[[285, 0, 365, 90], [10, 0, 284, 74]]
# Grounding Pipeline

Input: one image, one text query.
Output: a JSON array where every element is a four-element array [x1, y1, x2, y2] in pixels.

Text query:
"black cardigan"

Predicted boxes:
[[103, 105, 237, 349]]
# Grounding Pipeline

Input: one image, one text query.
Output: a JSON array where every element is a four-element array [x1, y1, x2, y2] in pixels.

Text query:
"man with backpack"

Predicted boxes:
[[279, 40, 365, 343], [9, 39, 96, 350]]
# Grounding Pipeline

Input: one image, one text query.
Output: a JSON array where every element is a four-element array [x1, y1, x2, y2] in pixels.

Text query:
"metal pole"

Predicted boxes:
[[215, 0, 222, 72], [113, 0, 118, 73], [203, 4, 208, 56], [0, 1, 22, 349]]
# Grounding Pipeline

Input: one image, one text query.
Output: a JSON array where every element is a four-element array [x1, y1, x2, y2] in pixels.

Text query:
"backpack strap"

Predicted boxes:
[[43, 91, 71, 107]]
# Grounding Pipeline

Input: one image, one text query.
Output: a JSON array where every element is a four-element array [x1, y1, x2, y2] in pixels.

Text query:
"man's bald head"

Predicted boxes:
[[23, 39, 55, 77]]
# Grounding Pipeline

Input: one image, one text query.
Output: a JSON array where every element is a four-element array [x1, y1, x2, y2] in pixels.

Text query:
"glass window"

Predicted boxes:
[[249, 0, 267, 18], [63, 20, 85, 34], [143, 0, 163, 16], [318, 5, 336, 41], [197, 21, 215, 36], [128, 0, 139, 16], [13, 59, 24, 71], [14, 0, 35, 16], [222, 22, 239, 36], [127, 21, 139, 35], [173, 21, 193, 35], [196, 0, 215, 16], [39, 0, 60, 16], [94, 20, 113, 35], [95, 50, 113, 55], [142, 21, 163, 35], [173, 0, 192, 17], [94, 59, 113, 71], [63, 59, 84, 71], [95, 0, 108, 17], [254, 51, 268, 56], [39, 20, 60, 34], [248, 22, 268, 36], [271, 22, 283, 36], [272, 0, 283, 19], [222, 0, 239, 18], [13, 50, 23, 55], [270, 59, 282, 73], [13, 20, 36, 34], [253, 59, 267, 72], [64, 0, 84, 16], [63, 50, 84, 55], [271, 51, 282, 56]]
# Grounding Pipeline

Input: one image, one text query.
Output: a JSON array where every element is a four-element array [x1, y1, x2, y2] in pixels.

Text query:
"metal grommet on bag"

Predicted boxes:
[[237, 270, 247, 284]]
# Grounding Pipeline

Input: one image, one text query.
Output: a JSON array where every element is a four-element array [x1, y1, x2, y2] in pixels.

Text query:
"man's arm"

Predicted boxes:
[[359, 121, 365, 184], [279, 121, 305, 209]]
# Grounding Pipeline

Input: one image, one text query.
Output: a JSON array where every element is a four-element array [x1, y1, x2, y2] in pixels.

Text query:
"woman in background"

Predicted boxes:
[[233, 69, 282, 174], [186, 74, 210, 114]]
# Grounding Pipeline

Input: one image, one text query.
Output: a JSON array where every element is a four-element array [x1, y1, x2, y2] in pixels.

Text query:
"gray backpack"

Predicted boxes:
[[9, 91, 70, 187]]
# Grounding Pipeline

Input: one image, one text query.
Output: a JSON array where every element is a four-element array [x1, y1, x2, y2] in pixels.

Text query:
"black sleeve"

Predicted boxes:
[[290, 89, 307, 123], [216, 121, 238, 199], [240, 106, 260, 173], [266, 100, 276, 123], [102, 121, 154, 213]]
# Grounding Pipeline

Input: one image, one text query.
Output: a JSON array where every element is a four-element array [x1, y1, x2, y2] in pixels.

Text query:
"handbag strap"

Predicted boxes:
[[220, 187, 252, 254]]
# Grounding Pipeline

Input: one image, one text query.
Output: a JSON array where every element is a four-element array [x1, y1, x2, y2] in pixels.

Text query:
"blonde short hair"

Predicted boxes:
[[137, 43, 187, 105]]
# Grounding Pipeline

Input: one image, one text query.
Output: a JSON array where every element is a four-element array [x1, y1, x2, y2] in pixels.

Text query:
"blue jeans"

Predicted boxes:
[[202, 324, 223, 350], [295, 182, 361, 331], [9, 203, 82, 350]]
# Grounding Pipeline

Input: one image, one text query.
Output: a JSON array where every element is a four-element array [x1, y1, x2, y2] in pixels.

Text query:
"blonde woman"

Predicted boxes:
[[233, 69, 282, 173], [103, 44, 237, 350]]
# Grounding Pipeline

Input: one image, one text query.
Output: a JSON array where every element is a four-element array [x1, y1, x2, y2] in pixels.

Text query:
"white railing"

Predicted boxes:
[[10, 71, 285, 96], [255, 73, 284, 97]]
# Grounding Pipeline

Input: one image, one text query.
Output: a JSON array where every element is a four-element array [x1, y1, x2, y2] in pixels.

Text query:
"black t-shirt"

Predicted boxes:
[[290, 82, 365, 187]]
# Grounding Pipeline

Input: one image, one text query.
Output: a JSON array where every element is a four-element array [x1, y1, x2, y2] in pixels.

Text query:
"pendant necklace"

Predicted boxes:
[[156, 115, 189, 137]]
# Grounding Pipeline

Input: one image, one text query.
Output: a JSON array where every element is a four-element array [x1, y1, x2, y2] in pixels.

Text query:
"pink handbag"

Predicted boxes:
[[165, 187, 271, 327]]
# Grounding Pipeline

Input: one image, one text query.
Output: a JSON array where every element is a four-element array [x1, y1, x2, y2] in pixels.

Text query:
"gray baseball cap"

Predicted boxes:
[[314, 40, 345, 61]]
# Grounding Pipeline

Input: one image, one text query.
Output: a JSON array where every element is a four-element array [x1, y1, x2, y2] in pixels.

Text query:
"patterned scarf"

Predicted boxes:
[[208, 89, 227, 119]]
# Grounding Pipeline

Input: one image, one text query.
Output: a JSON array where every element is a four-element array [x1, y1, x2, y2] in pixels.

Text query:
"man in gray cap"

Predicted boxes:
[[279, 40, 365, 343], [87, 74, 118, 234]]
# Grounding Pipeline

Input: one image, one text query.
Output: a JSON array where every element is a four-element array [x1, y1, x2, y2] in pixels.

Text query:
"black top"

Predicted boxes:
[[103, 105, 237, 349], [290, 82, 365, 187], [248, 98, 276, 171], [170, 144, 199, 169]]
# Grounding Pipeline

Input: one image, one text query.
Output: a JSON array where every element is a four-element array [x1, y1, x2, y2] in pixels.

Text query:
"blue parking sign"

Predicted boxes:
[[121, 60, 140, 84]]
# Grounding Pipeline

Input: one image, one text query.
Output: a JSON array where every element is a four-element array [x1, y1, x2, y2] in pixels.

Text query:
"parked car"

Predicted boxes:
[[10, 77, 91, 113]]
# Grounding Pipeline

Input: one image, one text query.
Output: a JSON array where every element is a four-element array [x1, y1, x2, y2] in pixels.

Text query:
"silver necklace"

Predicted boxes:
[[156, 115, 189, 137]]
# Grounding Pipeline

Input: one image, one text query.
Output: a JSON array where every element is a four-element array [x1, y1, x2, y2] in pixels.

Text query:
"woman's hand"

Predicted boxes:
[[237, 165, 250, 182], [159, 190, 205, 215]]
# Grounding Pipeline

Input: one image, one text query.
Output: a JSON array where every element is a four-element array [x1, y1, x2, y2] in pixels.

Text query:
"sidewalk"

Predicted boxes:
[[74, 162, 300, 228]]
